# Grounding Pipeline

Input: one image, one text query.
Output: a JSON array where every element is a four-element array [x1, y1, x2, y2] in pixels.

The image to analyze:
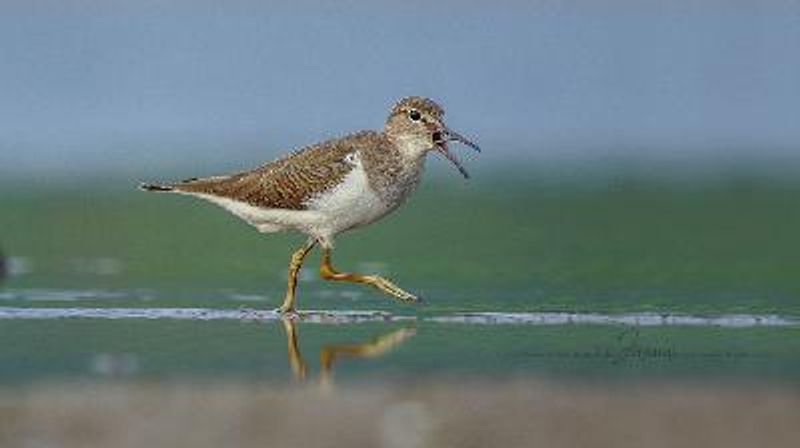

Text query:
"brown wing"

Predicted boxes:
[[173, 131, 380, 210]]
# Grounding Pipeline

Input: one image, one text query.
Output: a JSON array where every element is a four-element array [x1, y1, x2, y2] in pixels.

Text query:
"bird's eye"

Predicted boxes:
[[408, 110, 421, 121]]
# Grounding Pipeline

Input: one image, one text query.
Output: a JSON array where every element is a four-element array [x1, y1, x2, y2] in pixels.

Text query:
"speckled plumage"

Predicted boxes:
[[172, 130, 380, 211]]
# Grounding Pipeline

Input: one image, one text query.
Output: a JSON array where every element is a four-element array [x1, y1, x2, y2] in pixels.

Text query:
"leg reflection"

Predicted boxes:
[[281, 317, 308, 381], [279, 317, 416, 388]]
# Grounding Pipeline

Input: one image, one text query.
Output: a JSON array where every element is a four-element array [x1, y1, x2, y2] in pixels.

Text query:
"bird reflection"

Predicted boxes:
[[280, 317, 415, 389]]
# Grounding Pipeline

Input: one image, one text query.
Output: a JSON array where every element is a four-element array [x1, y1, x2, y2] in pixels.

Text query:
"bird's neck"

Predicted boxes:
[[361, 133, 427, 206], [389, 134, 432, 168]]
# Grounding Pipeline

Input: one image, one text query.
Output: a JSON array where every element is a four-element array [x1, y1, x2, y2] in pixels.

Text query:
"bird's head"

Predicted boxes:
[[385, 96, 481, 178]]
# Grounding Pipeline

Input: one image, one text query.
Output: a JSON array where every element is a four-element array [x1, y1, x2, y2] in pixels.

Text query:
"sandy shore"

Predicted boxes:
[[1, 380, 798, 448]]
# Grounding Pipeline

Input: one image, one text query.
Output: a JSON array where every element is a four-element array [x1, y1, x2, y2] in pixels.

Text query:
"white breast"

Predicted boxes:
[[304, 153, 390, 238]]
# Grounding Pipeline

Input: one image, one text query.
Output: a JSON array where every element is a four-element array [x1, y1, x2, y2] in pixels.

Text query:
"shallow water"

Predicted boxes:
[[2, 183, 800, 387], [2, 306, 799, 385]]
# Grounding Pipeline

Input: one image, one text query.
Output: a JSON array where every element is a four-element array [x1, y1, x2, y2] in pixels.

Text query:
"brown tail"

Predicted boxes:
[[139, 183, 174, 192]]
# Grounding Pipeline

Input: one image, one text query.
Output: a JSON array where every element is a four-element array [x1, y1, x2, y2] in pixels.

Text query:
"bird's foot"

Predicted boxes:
[[366, 275, 421, 304]]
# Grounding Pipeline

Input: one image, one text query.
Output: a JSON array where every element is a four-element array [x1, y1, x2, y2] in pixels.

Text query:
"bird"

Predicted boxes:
[[140, 96, 480, 314]]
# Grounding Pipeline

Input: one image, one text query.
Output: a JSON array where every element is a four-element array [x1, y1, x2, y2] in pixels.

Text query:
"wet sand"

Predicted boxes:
[[1, 380, 798, 448]]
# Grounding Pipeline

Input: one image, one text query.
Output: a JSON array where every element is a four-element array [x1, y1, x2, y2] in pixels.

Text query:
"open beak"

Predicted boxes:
[[433, 127, 481, 179]]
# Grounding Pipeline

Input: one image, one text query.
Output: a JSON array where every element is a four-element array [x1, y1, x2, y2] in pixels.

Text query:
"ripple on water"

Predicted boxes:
[[429, 312, 799, 327], [0, 307, 796, 327], [0, 307, 402, 323]]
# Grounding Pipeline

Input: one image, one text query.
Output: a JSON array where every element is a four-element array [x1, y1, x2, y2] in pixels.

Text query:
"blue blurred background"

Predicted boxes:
[[2, 0, 799, 183]]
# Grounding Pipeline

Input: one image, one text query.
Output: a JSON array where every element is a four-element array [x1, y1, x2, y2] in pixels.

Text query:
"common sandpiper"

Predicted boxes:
[[141, 96, 480, 314]]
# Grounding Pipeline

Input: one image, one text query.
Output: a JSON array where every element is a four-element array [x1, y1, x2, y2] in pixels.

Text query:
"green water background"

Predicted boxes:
[[2, 167, 798, 315]]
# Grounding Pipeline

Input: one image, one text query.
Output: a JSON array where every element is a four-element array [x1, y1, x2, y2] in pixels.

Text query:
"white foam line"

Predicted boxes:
[[0, 307, 403, 323], [429, 312, 800, 327], [0, 308, 796, 327]]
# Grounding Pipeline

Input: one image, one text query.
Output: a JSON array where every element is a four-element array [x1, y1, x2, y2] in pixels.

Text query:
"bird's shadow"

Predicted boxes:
[[278, 317, 416, 391]]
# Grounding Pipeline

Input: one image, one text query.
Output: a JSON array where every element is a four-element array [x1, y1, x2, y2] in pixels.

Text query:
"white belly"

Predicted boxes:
[[190, 194, 326, 235]]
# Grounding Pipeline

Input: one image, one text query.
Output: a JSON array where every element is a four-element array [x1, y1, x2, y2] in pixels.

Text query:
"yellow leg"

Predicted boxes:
[[319, 247, 419, 303], [278, 239, 316, 314]]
